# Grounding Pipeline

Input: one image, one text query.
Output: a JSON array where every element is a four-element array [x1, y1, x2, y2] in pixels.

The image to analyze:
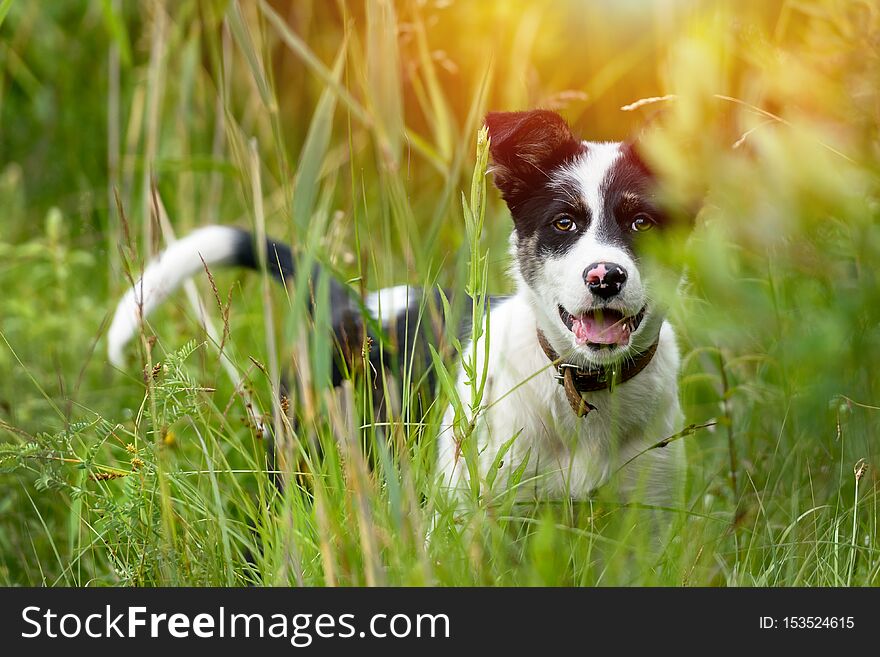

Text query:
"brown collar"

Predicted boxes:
[[537, 330, 660, 417]]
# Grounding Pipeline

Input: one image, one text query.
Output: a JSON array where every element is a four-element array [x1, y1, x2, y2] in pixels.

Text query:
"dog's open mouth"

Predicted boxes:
[[558, 305, 646, 348]]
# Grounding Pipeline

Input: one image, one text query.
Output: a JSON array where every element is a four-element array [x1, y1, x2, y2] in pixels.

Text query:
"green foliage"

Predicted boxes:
[[0, 0, 878, 587]]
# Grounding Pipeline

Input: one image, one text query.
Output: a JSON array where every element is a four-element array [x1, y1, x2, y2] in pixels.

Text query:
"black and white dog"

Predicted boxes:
[[108, 109, 686, 509], [438, 110, 685, 509]]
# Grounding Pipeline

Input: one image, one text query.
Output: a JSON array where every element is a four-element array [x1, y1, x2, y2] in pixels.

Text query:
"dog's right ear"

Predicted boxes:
[[484, 110, 581, 205]]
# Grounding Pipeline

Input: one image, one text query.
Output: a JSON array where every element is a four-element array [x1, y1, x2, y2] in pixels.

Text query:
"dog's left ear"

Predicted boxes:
[[485, 110, 581, 206]]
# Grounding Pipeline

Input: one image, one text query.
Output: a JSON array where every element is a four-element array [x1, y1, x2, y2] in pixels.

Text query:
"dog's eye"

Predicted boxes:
[[630, 213, 655, 232], [552, 214, 577, 232]]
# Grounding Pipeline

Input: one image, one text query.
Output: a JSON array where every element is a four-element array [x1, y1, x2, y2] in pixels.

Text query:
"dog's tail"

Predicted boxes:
[[107, 226, 294, 367]]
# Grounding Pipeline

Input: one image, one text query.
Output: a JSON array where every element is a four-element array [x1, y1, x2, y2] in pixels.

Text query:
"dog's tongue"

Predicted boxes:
[[572, 314, 630, 345]]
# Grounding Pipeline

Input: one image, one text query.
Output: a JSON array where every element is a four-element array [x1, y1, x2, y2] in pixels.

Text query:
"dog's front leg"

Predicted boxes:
[[611, 393, 687, 558]]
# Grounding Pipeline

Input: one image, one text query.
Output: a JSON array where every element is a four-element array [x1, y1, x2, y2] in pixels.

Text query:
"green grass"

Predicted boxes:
[[1, 0, 879, 586]]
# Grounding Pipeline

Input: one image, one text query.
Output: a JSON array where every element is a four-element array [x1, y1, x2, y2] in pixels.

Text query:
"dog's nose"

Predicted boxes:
[[584, 261, 627, 299]]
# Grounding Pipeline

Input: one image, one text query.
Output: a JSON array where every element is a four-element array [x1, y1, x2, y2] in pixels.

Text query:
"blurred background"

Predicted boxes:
[[0, 0, 878, 586]]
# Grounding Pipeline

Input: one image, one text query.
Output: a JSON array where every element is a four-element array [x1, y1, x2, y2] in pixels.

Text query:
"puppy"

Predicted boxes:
[[436, 110, 686, 511], [107, 109, 687, 514]]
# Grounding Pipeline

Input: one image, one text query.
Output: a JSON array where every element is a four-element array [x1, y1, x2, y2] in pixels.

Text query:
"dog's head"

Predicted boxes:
[[485, 109, 684, 366]]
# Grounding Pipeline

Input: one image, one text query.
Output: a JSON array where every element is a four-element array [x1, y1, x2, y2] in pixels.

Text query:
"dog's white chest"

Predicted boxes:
[[437, 294, 683, 503]]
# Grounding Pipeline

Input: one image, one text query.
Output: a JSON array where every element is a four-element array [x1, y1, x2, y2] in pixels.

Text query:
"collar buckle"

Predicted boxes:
[[554, 362, 583, 381]]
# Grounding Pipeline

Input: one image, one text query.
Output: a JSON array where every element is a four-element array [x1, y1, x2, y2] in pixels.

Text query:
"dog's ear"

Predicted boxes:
[[619, 140, 653, 177], [485, 110, 581, 205], [622, 135, 704, 224]]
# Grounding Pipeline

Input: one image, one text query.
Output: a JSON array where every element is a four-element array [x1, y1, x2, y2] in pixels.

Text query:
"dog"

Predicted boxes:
[[107, 109, 687, 513], [436, 110, 686, 512]]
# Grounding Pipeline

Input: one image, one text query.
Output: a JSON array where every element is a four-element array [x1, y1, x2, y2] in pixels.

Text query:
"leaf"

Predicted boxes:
[[293, 41, 348, 233], [258, 0, 369, 126], [227, 1, 272, 107], [0, 0, 13, 30], [365, 0, 404, 165], [508, 447, 532, 490], [486, 429, 522, 490], [429, 344, 464, 424]]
